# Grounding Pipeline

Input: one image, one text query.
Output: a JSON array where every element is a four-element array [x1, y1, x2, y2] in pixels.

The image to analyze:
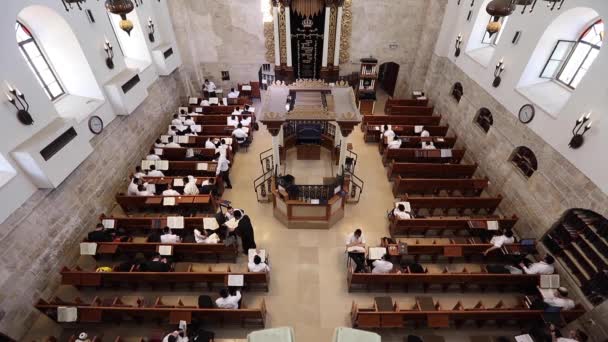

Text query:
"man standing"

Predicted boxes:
[[234, 210, 256, 254], [216, 152, 232, 189]]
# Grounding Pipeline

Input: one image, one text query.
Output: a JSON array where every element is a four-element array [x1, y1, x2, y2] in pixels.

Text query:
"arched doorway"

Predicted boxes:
[[378, 62, 400, 97]]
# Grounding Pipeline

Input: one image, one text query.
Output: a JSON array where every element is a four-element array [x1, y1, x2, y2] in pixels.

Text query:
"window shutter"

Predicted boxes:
[[540, 40, 576, 79]]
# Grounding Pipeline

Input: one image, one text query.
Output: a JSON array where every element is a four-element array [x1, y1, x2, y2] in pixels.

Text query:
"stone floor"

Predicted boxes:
[[23, 90, 524, 342]]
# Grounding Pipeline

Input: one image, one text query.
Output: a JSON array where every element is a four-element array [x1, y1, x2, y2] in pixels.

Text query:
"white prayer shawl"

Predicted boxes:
[[183, 175, 199, 195]]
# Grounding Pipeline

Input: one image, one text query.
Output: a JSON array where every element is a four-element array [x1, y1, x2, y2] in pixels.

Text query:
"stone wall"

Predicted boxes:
[[0, 74, 186, 340], [423, 54, 608, 338]]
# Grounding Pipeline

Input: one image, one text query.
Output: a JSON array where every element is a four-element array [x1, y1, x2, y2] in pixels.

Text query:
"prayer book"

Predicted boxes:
[[195, 107, 203, 113], [225, 218, 238, 230], [435, 137, 445, 142], [209, 97, 219, 105], [413, 91, 423, 96], [156, 160, 169, 171], [197, 163, 209, 171], [514, 335, 534, 342], [369, 247, 387, 260], [167, 216, 184, 229], [57, 307, 77, 322], [242, 85, 252, 91], [189, 97, 198, 104], [395, 201, 412, 212], [203, 217, 219, 230], [177, 136, 190, 144], [248, 249, 266, 263], [440, 149, 453, 158], [227, 274, 244, 287], [540, 274, 560, 289], [158, 245, 173, 256], [334, 186, 341, 195], [191, 125, 202, 133], [141, 160, 155, 170], [414, 125, 424, 133], [418, 96, 427, 100], [310, 199, 320, 205], [215, 89, 223, 94], [173, 178, 184, 187], [224, 138, 233, 145], [487, 220, 499, 230], [102, 219, 115, 229], [163, 197, 176, 206], [154, 148, 163, 155], [80, 242, 97, 255], [222, 98, 228, 106], [160, 135, 170, 143], [538, 287, 555, 299]]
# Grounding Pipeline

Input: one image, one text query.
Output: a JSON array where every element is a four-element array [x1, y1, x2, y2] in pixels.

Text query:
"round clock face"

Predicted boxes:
[[519, 104, 535, 124], [88, 116, 104, 134]]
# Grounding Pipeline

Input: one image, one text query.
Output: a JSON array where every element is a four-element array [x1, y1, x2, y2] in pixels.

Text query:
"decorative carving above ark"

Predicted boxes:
[[339, 0, 352, 64], [264, 21, 275, 63], [327, 5, 337, 65], [279, 8, 287, 65], [292, 0, 325, 17]]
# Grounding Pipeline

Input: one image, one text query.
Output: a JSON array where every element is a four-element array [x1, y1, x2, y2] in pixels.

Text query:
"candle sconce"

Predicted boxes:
[[147, 18, 155, 43], [5, 82, 34, 125], [569, 112, 592, 149], [104, 39, 114, 69], [493, 58, 505, 87], [455, 34, 463, 57]]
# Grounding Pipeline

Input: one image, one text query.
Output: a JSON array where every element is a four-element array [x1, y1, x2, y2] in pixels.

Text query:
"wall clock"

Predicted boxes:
[[88, 116, 104, 134], [519, 104, 535, 124]]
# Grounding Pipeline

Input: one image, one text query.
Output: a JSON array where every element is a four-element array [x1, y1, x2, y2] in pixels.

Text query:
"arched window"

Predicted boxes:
[[15, 22, 64, 101], [451, 82, 463, 103], [474, 107, 493, 133], [541, 19, 603, 89], [510, 146, 538, 178]]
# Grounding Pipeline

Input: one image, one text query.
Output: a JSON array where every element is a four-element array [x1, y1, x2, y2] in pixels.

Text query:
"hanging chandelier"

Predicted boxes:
[[105, 0, 135, 35], [485, 0, 565, 35]]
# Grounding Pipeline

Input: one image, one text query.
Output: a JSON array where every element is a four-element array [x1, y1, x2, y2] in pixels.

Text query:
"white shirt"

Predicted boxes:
[[232, 128, 248, 139], [383, 130, 395, 140], [183, 179, 199, 195], [522, 261, 554, 275], [248, 262, 270, 272], [421, 142, 436, 149], [172, 118, 183, 126], [387, 140, 402, 149], [372, 260, 393, 273], [227, 117, 239, 127], [544, 296, 575, 310], [137, 190, 154, 196], [227, 91, 239, 98], [201, 100, 210, 106], [162, 333, 188, 342], [146, 154, 161, 161], [241, 117, 251, 127], [166, 142, 181, 148], [168, 129, 177, 136], [490, 235, 515, 248], [184, 118, 196, 126], [205, 140, 217, 149], [346, 233, 366, 246], [160, 233, 180, 243], [393, 208, 411, 219], [134, 172, 146, 179], [216, 156, 230, 175], [217, 144, 230, 156], [162, 189, 181, 196], [154, 142, 165, 147], [215, 291, 241, 309], [204, 81, 216, 92], [128, 182, 139, 196], [148, 170, 164, 177]]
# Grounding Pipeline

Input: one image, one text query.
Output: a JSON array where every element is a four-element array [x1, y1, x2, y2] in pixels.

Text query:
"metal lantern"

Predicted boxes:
[[486, 0, 516, 17], [105, 0, 135, 35], [486, 17, 502, 37]]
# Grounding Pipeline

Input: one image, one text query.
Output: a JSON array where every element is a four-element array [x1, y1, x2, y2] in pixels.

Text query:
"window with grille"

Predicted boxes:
[[510, 146, 538, 178], [474, 107, 493, 133], [15, 22, 65, 101]]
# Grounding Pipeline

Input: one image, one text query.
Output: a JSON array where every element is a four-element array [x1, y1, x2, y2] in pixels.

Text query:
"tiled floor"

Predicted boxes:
[[24, 90, 523, 341]]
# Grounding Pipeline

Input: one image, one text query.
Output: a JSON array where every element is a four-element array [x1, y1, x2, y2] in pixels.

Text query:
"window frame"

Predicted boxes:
[[15, 22, 65, 101], [481, 16, 508, 46]]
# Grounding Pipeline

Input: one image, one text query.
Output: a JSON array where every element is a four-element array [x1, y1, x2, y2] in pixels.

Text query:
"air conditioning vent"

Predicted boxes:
[[121, 74, 141, 94], [40, 127, 77, 161], [164, 48, 174, 59]]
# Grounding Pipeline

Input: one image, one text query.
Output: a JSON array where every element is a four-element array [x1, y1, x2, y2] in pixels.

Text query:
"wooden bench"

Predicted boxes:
[[60, 265, 269, 291], [387, 163, 478, 180], [382, 149, 466, 165], [378, 135, 456, 153], [392, 177, 489, 197], [388, 106, 434, 116], [142, 175, 223, 196], [385, 98, 429, 113], [192, 114, 255, 125], [362, 115, 442, 132], [98, 214, 216, 233], [115, 194, 217, 214], [90, 239, 238, 262], [388, 216, 519, 237], [35, 296, 267, 326], [350, 298, 584, 329], [141, 161, 218, 177], [403, 195, 503, 216], [151, 147, 233, 162], [365, 124, 449, 143]]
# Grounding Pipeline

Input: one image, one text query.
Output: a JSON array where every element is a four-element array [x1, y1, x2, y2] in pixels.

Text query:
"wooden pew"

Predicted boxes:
[[388, 106, 434, 116], [347, 266, 540, 292], [378, 136, 457, 154], [392, 177, 489, 197], [151, 147, 232, 162], [35, 296, 267, 326], [60, 265, 269, 290], [366, 125, 449, 143], [192, 114, 255, 125], [90, 239, 238, 262], [115, 194, 217, 214], [142, 175, 224, 196], [362, 115, 442, 132], [98, 214, 214, 233], [141, 161, 218, 177], [387, 163, 478, 180], [161, 135, 238, 152], [385, 98, 429, 113], [350, 298, 585, 329], [388, 216, 518, 237], [382, 148, 466, 165], [402, 195, 503, 216]]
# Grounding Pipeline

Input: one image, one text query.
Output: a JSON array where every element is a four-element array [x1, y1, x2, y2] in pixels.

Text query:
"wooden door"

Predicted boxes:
[[379, 62, 400, 97]]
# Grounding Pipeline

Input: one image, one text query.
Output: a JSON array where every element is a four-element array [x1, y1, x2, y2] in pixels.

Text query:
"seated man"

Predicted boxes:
[[160, 227, 181, 243], [183, 115, 196, 126], [171, 114, 183, 126], [242, 104, 252, 114], [134, 165, 146, 179], [227, 87, 239, 98], [146, 149, 161, 161], [194, 228, 220, 244], [162, 329, 188, 342], [383, 125, 395, 141], [248, 255, 270, 272], [165, 136, 181, 148], [162, 183, 181, 196], [154, 138, 165, 148], [519, 254, 555, 275], [387, 137, 402, 149], [346, 229, 366, 273], [232, 123, 249, 143], [127, 177, 141, 195], [183, 175, 200, 195], [205, 138, 217, 149], [227, 115, 239, 127], [215, 288, 241, 309], [87, 223, 114, 242], [393, 204, 411, 219], [232, 106, 243, 115], [147, 164, 164, 177], [136, 184, 154, 196], [421, 141, 436, 149], [240, 115, 252, 127], [168, 125, 178, 136], [542, 286, 576, 310], [372, 254, 393, 274], [483, 229, 515, 256]]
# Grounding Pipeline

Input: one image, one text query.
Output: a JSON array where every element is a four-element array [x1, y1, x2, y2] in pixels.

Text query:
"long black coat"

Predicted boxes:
[[236, 215, 256, 253]]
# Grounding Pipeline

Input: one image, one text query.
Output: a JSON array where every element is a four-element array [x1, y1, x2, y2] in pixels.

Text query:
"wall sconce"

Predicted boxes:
[[134, 0, 143, 6], [521, 0, 565, 14], [493, 58, 505, 87], [569, 112, 592, 149], [147, 17, 155, 43], [103, 38, 114, 69], [455, 34, 463, 57], [5, 82, 34, 125], [61, 0, 86, 12]]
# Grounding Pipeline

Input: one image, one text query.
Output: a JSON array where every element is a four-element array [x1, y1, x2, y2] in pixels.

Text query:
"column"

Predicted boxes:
[[273, 6, 281, 66], [272, 129, 282, 169], [321, 6, 331, 67], [338, 131, 348, 171], [285, 7, 293, 67], [333, 6, 343, 66]]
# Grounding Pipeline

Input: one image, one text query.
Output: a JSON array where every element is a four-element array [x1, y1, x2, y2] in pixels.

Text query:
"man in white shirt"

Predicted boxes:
[[483, 229, 515, 255], [146, 150, 161, 161], [168, 126, 178, 136], [240, 116, 251, 127], [128, 177, 140, 196], [162, 184, 181, 196], [232, 107, 243, 115], [383, 125, 395, 141], [216, 152, 232, 189], [346, 229, 366, 250], [183, 115, 196, 126], [542, 287, 576, 310], [136, 184, 154, 196], [161, 330, 188, 342], [165, 137, 181, 148], [227, 115, 239, 127], [194, 229, 220, 244], [171, 114, 183, 126], [201, 99, 210, 106], [248, 255, 270, 272], [393, 204, 411, 219], [227, 88, 239, 98], [387, 138, 402, 149], [421, 141, 436, 149], [160, 227, 181, 243], [519, 255, 555, 275], [372, 254, 393, 274], [203, 79, 216, 94], [232, 124, 248, 143], [154, 139, 165, 148], [205, 138, 217, 149], [147, 165, 164, 177], [216, 139, 230, 156], [215, 288, 241, 309], [183, 175, 199, 195], [134, 166, 146, 179]]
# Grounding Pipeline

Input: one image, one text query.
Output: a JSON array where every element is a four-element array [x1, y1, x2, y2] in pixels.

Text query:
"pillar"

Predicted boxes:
[[336, 122, 356, 172], [272, 132, 281, 169], [338, 131, 348, 171], [285, 7, 293, 67], [333, 6, 343, 66], [321, 6, 331, 67], [273, 6, 281, 66]]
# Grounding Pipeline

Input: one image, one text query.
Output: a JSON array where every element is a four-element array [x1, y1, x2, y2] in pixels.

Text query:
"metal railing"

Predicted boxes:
[[340, 164, 364, 204], [259, 148, 274, 174], [254, 164, 277, 203]]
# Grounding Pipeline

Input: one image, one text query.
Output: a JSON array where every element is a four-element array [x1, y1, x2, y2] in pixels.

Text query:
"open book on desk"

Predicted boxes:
[[167, 216, 184, 229]]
